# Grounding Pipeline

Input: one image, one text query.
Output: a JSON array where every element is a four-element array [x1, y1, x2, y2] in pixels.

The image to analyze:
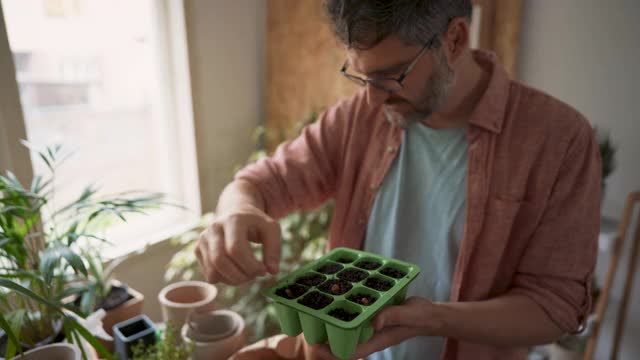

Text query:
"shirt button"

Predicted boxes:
[[370, 183, 376, 190], [358, 218, 366, 225], [386, 146, 394, 154]]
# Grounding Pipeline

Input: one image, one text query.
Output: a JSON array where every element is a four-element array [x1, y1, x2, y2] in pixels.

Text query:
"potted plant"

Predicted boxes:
[[0, 143, 164, 359], [112, 315, 157, 360], [130, 323, 192, 360], [71, 252, 145, 352], [166, 112, 333, 343]]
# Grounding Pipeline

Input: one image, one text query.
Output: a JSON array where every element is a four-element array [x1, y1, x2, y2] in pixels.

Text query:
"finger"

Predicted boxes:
[[209, 224, 251, 285], [223, 217, 267, 277], [214, 271, 236, 285], [254, 217, 281, 274], [309, 344, 339, 360], [351, 326, 421, 359], [195, 238, 212, 281], [209, 248, 249, 285], [373, 296, 426, 329], [198, 228, 224, 283]]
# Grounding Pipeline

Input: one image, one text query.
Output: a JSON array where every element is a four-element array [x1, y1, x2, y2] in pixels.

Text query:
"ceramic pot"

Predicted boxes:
[[112, 315, 157, 360], [181, 310, 247, 360], [9, 343, 81, 360], [158, 281, 217, 332], [100, 281, 144, 352]]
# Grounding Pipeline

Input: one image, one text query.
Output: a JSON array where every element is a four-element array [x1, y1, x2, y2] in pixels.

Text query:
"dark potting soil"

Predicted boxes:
[[318, 279, 352, 296], [354, 260, 382, 271], [72, 284, 133, 312], [295, 273, 326, 287], [364, 277, 393, 291], [335, 257, 355, 264], [276, 283, 308, 299], [298, 291, 333, 310], [316, 262, 343, 274], [328, 308, 360, 322], [347, 293, 377, 306], [337, 268, 369, 283], [379, 267, 407, 279], [99, 285, 134, 311]]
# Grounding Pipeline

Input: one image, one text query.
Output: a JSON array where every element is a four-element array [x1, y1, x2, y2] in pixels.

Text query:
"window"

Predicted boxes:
[[1, 0, 201, 257]]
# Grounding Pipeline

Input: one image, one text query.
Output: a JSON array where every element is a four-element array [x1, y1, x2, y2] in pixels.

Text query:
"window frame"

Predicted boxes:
[[0, 0, 202, 259]]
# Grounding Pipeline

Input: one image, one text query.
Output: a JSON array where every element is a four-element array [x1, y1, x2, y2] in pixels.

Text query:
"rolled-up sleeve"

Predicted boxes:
[[234, 101, 353, 219], [509, 119, 601, 333]]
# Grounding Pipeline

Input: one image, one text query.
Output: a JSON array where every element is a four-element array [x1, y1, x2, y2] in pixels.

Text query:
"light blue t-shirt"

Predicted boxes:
[[364, 122, 468, 360]]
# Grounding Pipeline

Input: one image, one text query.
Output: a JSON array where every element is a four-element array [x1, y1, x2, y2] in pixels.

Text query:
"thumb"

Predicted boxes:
[[373, 297, 424, 330], [256, 217, 281, 275]]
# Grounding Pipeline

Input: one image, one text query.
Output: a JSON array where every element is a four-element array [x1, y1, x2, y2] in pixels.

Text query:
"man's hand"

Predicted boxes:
[[311, 297, 445, 359], [195, 203, 281, 285]]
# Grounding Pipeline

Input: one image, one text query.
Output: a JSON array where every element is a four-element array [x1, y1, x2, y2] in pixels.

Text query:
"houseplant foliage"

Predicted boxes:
[[0, 143, 163, 359], [593, 126, 617, 189], [166, 111, 334, 342], [130, 323, 193, 360]]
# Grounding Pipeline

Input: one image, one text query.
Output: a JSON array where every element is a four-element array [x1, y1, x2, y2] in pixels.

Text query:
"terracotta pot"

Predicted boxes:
[[9, 343, 81, 360], [181, 310, 247, 360], [158, 281, 217, 332], [99, 281, 144, 352]]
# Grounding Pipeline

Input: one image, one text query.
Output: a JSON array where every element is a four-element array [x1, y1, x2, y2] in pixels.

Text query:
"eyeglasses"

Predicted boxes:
[[340, 36, 437, 93]]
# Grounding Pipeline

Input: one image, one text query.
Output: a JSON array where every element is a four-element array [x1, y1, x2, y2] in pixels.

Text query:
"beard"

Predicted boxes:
[[383, 49, 455, 128]]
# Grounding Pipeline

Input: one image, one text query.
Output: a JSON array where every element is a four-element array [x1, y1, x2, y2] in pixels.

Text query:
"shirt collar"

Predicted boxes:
[[466, 50, 511, 134]]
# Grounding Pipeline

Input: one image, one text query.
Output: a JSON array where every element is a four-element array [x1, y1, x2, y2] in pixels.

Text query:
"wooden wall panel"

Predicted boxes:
[[265, 0, 523, 137], [265, 0, 356, 138]]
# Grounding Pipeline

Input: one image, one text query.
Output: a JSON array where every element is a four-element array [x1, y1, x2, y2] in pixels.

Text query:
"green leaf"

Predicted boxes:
[[60, 247, 88, 275], [80, 286, 96, 315], [38, 152, 54, 172], [39, 247, 60, 284], [64, 316, 114, 360], [0, 277, 86, 321], [5, 309, 26, 358], [40, 245, 88, 279], [0, 312, 21, 358], [55, 283, 91, 302]]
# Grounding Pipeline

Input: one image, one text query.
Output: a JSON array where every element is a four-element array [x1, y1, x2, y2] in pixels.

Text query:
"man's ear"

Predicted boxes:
[[442, 17, 470, 64]]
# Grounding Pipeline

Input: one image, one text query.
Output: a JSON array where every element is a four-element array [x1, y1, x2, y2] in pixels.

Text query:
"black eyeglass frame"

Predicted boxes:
[[340, 35, 438, 92]]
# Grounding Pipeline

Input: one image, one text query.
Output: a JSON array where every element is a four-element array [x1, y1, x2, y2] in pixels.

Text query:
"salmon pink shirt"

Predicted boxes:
[[235, 50, 601, 359]]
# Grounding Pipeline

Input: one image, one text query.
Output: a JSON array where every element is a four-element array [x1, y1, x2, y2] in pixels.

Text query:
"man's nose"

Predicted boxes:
[[366, 84, 390, 106]]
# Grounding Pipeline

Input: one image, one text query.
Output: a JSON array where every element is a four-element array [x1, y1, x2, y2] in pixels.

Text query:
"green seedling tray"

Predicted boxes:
[[264, 247, 421, 359]]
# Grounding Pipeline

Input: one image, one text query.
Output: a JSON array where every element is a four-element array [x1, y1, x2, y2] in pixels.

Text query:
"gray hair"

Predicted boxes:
[[323, 0, 472, 49]]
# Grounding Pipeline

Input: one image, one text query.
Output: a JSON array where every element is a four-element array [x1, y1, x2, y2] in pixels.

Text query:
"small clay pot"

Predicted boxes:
[[158, 281, 217, 333], [182, 310, 247, 360]]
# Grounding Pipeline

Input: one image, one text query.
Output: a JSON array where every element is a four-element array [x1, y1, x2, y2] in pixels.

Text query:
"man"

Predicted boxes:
[[195, 1, 601, 359]]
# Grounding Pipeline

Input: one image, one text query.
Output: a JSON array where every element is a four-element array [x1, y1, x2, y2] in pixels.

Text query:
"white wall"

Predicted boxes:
[[186, 0, 266, 212], [518, 1, 640, 359], [114, 0, 266, 320], [518, 0, 640, 219], [0, 4, 32, 186]]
